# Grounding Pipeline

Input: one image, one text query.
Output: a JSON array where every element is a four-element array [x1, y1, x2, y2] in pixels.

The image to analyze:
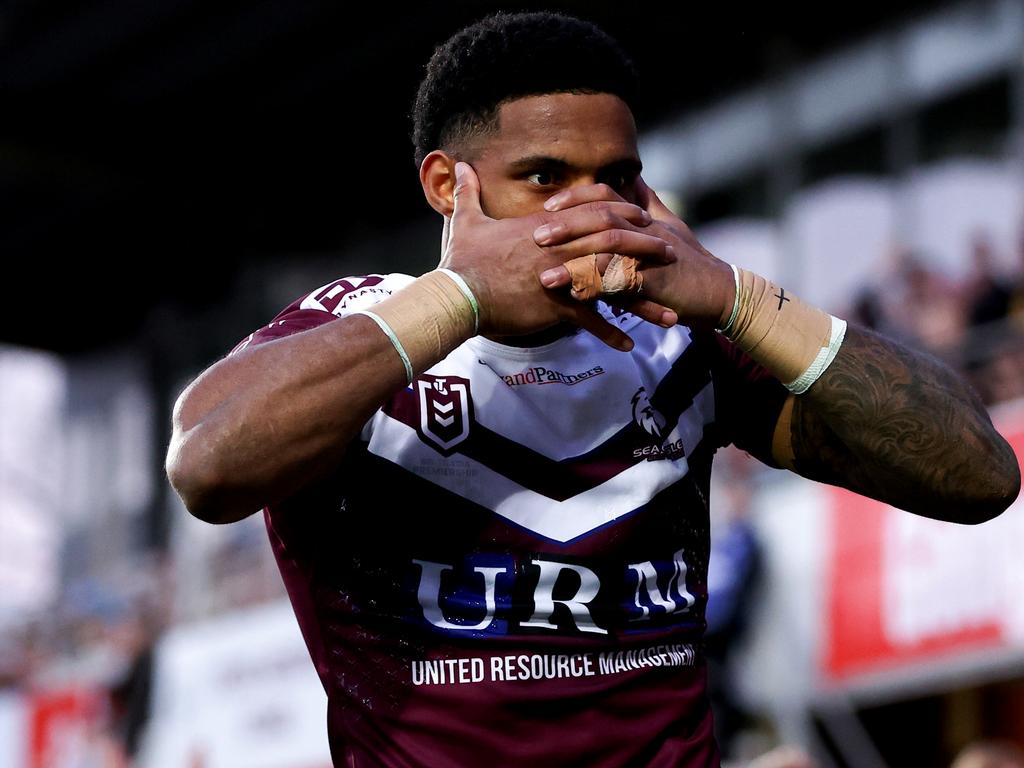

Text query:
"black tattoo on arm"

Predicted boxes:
[[789, 324, 1020, 523]]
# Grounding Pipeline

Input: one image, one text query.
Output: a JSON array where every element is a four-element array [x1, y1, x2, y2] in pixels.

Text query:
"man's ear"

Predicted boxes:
[[419, 150, 458, 217]]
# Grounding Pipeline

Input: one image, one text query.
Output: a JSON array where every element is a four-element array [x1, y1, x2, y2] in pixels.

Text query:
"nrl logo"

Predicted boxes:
[[631, 386, 666, 439], [415, 374, 473, 456]]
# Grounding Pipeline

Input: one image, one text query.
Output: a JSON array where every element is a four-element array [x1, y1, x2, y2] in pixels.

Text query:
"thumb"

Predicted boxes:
[[637, 176, 675, 222], [452, 161, 484, 220]]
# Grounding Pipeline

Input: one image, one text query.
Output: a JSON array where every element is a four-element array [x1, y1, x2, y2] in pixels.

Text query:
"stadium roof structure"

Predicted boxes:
[[1, 0, 941, 353]]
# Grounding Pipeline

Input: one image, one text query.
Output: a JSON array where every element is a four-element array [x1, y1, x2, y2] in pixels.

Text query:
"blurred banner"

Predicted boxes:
[[0, 347, 66, 626], [27, 688, 109, 768], [0, 692, 26, 768], [824, 402, 1024, 682], [139, 601, 330, 768]]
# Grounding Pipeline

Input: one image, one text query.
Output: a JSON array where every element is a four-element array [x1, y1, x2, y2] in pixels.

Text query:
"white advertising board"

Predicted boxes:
[[141, 601, 330, 768], [0, 692, 27, 768]]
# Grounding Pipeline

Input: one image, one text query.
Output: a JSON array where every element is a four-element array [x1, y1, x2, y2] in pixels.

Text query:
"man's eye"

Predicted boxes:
[[603, 173, 629, 191], [526, 172, 555, 186]]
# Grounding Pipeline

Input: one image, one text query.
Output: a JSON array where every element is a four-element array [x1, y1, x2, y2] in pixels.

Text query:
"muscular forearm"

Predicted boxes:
[[790, 324, 1020, 522], [166, 314, 435, 523]]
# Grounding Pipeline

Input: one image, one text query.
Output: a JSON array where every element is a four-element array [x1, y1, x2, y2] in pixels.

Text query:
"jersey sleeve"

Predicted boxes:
[[230, 273, 415, 355], [702, 330, 790, 467]]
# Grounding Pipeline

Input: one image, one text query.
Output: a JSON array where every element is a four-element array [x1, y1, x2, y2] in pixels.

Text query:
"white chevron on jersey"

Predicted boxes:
[[321, 273, 700, 460], [462, 323, 693, 460], [365, 379, 715, 543], [301, 272, 720, 541]]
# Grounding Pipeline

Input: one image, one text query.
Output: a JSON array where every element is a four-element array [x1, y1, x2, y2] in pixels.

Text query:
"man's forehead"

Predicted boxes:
[[484, 92, 639, 163]]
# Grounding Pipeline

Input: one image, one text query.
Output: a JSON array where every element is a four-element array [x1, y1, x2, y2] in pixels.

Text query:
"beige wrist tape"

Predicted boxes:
[[564, 254, 643, 301], [723, 267, 847, 394], [354, 270, 476, 383]]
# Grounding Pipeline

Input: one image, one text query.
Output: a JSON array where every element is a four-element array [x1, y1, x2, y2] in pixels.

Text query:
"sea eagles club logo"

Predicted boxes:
[[631, 387, 667, 439], [631, 386, 684, 461], [415, 374, 473, 455]]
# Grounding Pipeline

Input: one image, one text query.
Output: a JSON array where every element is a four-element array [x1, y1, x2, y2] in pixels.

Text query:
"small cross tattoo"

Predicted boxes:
[[774, 288, 790, 311]]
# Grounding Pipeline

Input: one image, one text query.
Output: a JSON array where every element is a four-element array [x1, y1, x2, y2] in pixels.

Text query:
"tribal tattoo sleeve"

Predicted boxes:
[[787, 324, 1020, 523]]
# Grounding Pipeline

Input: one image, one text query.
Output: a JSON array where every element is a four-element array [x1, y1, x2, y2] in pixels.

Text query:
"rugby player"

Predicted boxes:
[[166, 12, 1020, 767]]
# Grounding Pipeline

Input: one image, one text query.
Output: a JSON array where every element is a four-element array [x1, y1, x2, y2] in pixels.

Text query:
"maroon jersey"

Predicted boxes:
[[233, 274, 788, 767]]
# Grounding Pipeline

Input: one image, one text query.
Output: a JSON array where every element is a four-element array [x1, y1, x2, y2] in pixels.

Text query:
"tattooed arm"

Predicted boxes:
[[774, 324, 1020, 523]]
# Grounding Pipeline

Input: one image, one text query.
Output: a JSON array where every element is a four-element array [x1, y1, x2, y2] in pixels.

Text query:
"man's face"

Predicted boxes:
[[465, 92, 642, 219]]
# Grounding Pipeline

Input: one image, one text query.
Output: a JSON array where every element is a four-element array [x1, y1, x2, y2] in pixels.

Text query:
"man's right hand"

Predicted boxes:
[[440, 162, 677, 352]]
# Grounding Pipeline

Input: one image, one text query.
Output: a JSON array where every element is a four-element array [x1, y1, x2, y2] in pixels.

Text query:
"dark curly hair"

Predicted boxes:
[[411, 12, 639, 167]]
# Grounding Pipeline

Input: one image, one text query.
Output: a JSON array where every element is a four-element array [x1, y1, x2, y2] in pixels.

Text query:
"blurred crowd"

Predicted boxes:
[[849, 224, 1024, 406], [0, 534, 285, 765]]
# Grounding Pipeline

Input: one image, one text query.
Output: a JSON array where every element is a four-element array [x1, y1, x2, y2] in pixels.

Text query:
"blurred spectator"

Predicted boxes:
[[707, 450, 764, 757], [107, 610, 158, 762], [886, 250, 968, 354], [845, 233, 1024, 406], [848, 287, 885, 333], [1007, 218, 1024, 331], [962, 226, 1024, 405], [848, 285, 913, 344], [0, 633, 27, 689], [965, 233, 1012, 328]]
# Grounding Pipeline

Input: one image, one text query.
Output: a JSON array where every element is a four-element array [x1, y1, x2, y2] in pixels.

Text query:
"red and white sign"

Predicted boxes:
[[824, 405, 1024, 680], [26, 687, 115, 768]]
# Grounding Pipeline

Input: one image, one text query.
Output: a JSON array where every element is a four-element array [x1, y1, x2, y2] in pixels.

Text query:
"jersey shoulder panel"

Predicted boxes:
[[297, 273, 415, 316], [231, 273, 415, 355]]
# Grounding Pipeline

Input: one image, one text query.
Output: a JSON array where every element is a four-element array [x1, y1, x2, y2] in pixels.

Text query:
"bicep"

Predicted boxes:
[[174, 309, 341, 430], [776, 391, 853, 487], [770, 394, 797, 471], [706, 332, 790, 467]]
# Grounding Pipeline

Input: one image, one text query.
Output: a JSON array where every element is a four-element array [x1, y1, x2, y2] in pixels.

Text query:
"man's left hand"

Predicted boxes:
[[535, 178, 736, 329]]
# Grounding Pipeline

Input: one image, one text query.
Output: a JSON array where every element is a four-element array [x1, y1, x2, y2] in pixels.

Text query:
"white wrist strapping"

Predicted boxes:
[[717, 264, 741, 334], [354, 309, 414, 384], [352, 270, 477, 386], [720, 265, 847, 395], [784, 315, 847, 394], [436, 268, 480, 334]]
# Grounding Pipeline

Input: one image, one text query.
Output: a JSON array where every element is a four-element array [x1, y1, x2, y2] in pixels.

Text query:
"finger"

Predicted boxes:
[[451, 161, 484, 220], [636, 178, 702, 249], [543, 254, 646, 303], [533, 201, 652, 246], [540, 258, 677, 329], [558, 300, 634, 352], [543, 182, 627, 212], [602, 295, 678, 329], [635, 177, 676, 223], [537, 255, 627, 293], [539, 264, 571, 290], [543, 229, 676, 265], [538, 254, 648, 290]]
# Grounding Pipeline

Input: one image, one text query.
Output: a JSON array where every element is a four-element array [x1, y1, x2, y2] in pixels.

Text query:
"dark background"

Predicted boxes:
[[2, 0, 937, 355]]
